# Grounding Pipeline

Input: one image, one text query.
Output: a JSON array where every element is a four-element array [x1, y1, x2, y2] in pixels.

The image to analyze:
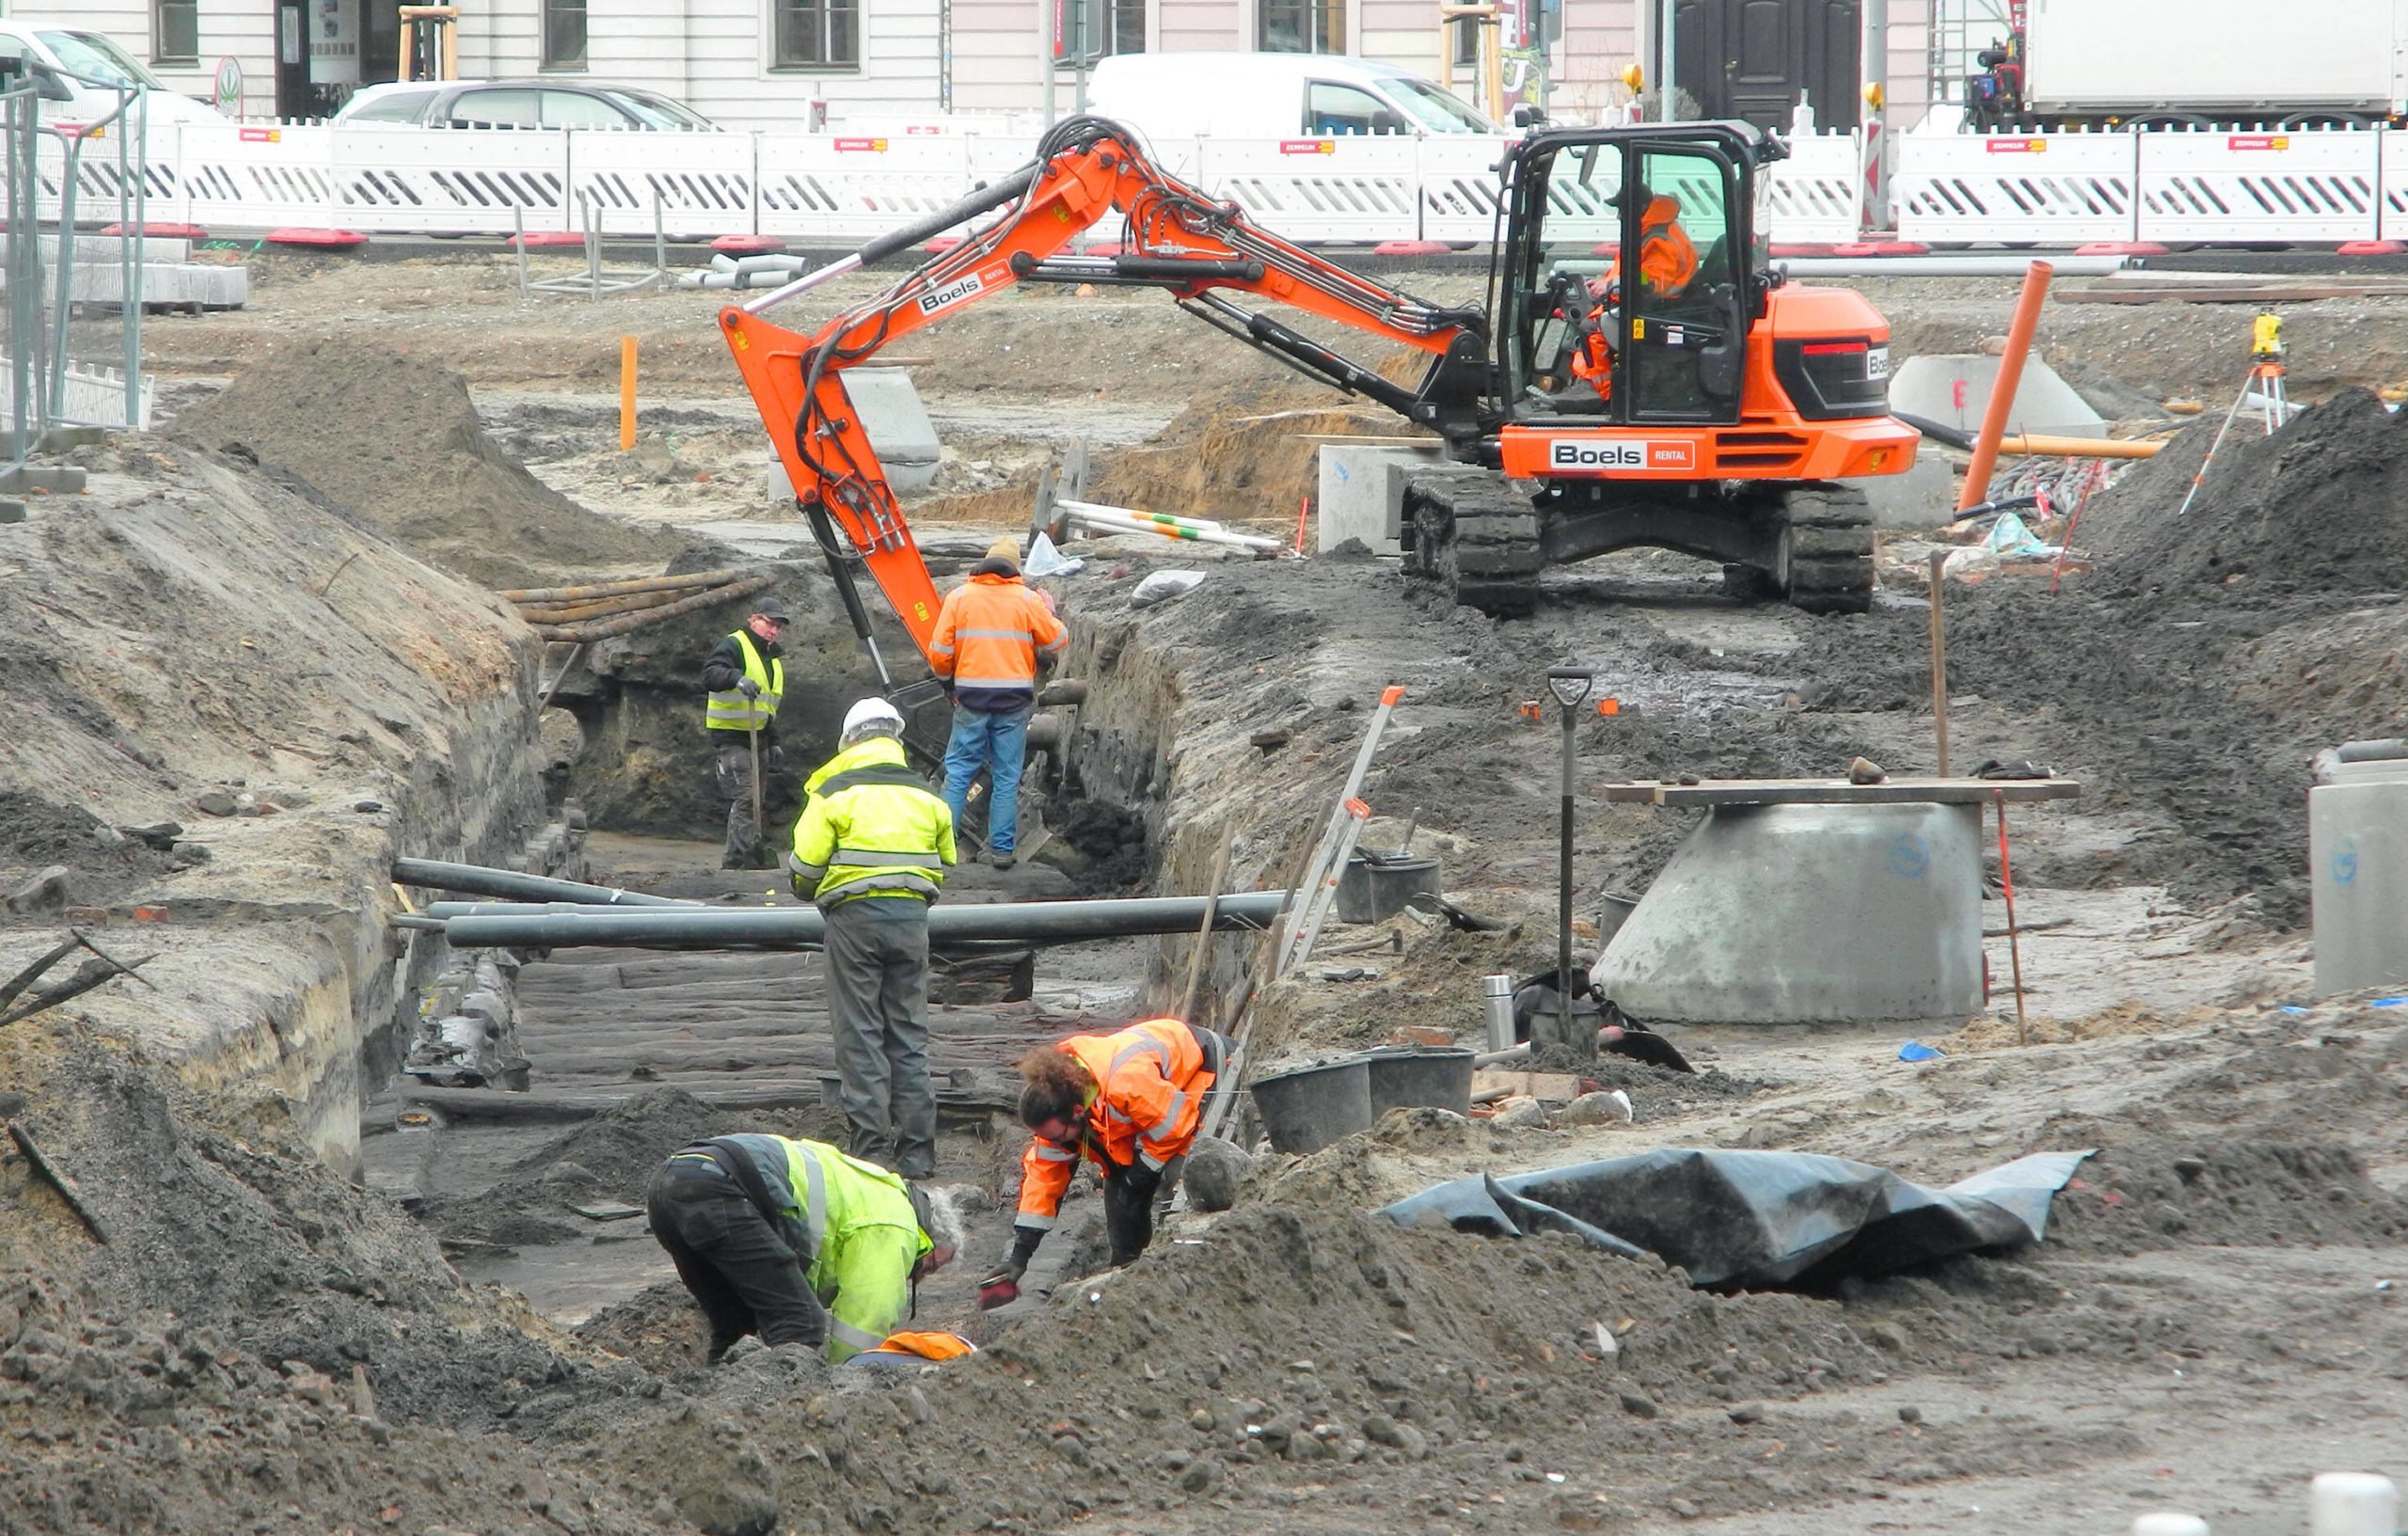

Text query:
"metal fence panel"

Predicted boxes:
[[1193, 135, 1422, 245], [566, 128, 757, 239], [755, 133, 976, 244], [2137, 127, 2378, 243], [1895, 130, 2137, 244], [327, 124, 573, 234]]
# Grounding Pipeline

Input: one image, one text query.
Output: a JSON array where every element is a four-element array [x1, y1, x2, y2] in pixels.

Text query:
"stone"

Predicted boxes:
[[193, 790, 238, 816], [1188, 1407, 1215, 1433], [1394, 1423, 1429, 1462], [1669, 1496, 1703, 1519], [119, 822, 182, 850], [1727, 1403, 1765, 1424], [1868, 1321, 1909, 1353], [1617, 1391, 1658, 1419], [1492, 1097, 1550, 1130], [1361, 1414, 1403, 1448], [1181, 1136, 1253, 1213], [1178, 1457, 1221, 1493], [1254, 1412, 1298, 1451], [1556, 1091, 1633, 1127], [1897, 1405, 1923, 1424], [3, 866, 71, 915]]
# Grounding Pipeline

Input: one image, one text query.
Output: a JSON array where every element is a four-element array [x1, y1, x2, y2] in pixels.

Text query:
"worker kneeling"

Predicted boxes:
[[646, 1132, 962, 1363], [978, 1017, 1230, 1307]]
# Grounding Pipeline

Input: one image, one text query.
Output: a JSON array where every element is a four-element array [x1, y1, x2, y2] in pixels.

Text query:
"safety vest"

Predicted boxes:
[[788, 736, 956, 906], [705, 630, 784, 734], [701, 1133, 933, 1363], [1014, 1018, 1218, 1233], [928, 573, 1068, 699]]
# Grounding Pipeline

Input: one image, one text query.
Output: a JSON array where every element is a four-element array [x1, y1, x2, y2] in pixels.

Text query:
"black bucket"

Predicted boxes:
[[1249, 1057, 1375, 1155], [1365, 1047, 1476, 1117], [1335, 855, 1444, 925]]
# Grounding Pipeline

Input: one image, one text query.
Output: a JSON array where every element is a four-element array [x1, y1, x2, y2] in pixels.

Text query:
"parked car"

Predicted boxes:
[[1086, 53, 1501, 140], [332, 79, 719, 130], [0, 22, 225, 128]]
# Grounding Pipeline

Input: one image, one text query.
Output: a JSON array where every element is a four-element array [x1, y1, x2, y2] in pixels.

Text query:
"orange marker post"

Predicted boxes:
[[618, 335, 638, 452]]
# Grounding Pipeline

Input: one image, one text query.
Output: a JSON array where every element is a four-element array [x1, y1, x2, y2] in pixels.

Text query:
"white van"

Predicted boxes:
[[1086, 53, 1502, 141], [0, 23, 225, 132]]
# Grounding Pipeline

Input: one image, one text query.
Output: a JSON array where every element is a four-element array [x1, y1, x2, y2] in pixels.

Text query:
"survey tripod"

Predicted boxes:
[[2175, 315, 2292, 519]]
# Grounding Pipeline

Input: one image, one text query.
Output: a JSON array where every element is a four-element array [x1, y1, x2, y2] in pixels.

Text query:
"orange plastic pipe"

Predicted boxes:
[[1994, 433, 2161, 460], [1956, 261, 2054, 512], [618, 336, 638, 452]]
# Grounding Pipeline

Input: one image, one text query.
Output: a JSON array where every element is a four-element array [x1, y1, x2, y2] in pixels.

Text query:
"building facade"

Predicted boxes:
[[22, 0, 1939, 133]]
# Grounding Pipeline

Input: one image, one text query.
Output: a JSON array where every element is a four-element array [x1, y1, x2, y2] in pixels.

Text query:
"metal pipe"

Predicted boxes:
[[441, 890, 1292, 950], [1957, 261, 2055, 514], [392, 858, 695, 908], [1776, 256, 2124, 278]]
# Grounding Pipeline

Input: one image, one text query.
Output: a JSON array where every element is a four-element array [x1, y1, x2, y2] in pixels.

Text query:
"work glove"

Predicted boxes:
[[976, 1259, 1025, 1311], [737, 677, 762, 698]]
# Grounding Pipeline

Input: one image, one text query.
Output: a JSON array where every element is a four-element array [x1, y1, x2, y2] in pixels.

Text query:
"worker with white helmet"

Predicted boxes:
[[788, 698, 958, 1178]]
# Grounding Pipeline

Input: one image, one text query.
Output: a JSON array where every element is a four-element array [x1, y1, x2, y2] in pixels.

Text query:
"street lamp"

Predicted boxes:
[[1545, 666, 1593, 1057]]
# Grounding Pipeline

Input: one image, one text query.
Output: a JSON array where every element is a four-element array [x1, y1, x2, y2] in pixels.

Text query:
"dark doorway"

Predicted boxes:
[[274, 0, 311, 117], [1671, 0, 1860, 131], [363, 0, 401, 87]]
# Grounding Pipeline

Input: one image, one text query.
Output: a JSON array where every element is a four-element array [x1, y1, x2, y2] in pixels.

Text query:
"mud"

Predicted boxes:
[[166, 340, 686, 589]]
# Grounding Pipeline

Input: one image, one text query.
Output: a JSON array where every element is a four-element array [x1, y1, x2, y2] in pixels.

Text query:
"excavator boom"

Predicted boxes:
[[721, 116, 1485, 672]]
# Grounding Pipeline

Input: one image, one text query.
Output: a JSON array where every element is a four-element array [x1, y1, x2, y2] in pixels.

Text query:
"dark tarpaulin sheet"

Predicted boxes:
[[1377, 1148, 2092, 1289]]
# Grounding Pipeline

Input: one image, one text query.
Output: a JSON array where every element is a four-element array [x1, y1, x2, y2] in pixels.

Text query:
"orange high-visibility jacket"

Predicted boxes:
[[1013, 1019, 1217, 1234], [927, 572, 1068, 702]]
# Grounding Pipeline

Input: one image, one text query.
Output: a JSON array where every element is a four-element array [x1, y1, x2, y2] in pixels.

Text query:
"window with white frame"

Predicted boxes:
[[543, 0, 587, 68], [154, 0, 200, 64], [1054, 0, 1146, 60], [1258, 0, 1342, 54], [774, 0, 861, 68]]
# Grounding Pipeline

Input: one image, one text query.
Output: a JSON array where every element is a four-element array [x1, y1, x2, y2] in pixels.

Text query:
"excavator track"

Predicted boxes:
[[1402, 467, 1545, 618], [1777, 484, 1876, 616]]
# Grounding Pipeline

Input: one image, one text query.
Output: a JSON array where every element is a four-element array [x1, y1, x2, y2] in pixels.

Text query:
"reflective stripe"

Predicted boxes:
[[955, 626, 1035, 641], [949, 676, 1039, 691], [706, 632, 784, 732], [831, 1318, 885, 1352], [1138, 1149, 1167, 1171], [1147, 1087, 1188, 1138], [930, 642, 956, 657], [1031, 1143, 1077, 1163], [1109, 1037, 1173, 1077], [831, 847, 942, 866], [816, 870, 940, 899], [798, 1143, 829, 1257], [1013, 1212, 1056, 1231]]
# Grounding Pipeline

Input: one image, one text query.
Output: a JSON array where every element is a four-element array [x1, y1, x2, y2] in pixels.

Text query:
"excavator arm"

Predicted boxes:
[[721, 115, 1488, 673]]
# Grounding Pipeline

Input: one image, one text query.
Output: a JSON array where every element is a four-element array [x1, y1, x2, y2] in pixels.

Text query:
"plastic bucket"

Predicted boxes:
[[1365, 1047, 1476, 1116], [1335, 855, 1443, 925], [1249, 1057, 1374, 1154]]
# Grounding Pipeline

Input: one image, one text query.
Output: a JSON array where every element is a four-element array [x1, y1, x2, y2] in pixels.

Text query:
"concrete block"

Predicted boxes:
[[1592, 801, 1985, 1025], [2310, 760, 2408, 996], [1845, 451, 1956, 530], [1316, 442, 1446, 555], [1887, 356, 2106, 439], [768, 366, 938, 499]]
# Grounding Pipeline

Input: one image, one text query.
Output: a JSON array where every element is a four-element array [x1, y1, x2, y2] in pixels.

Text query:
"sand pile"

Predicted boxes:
[[169, 340, 684, 590], [2087, 388, 2408, 599]]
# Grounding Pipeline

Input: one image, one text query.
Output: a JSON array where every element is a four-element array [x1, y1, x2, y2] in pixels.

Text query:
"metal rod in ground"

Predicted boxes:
[[1178, 826, 1236, 1026], [1928, 549, 1951, 777], [1558, 704, 1577, 1032], [1994, 793, 2029, 1046], [391, 858, 695, 909], [442, 890, 1292, 950]]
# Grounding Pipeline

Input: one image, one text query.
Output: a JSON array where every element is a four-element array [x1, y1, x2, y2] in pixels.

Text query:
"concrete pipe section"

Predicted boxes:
[[1592, 777, 2080, 1027]]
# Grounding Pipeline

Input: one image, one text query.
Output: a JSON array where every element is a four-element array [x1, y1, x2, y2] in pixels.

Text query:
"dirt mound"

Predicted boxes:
[[2086, 388, 2408, 600], [167, 340, 683, 589]]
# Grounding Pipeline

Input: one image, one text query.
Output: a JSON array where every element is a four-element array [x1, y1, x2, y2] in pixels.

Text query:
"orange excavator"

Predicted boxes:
[[722, 115, 1913, 676]]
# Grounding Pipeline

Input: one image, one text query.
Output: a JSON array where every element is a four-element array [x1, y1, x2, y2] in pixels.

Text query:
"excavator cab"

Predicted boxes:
[[1499, 123, 1767, 428]]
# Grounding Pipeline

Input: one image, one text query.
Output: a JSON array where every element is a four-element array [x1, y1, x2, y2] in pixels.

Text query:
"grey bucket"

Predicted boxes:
[[1335, 855, 1443, 925], [1249, 1057, 1375, 1154], [1365, 1047, 1476, 1117]]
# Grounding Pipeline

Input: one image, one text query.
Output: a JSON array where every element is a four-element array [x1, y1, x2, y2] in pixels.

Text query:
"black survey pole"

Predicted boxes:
[[1545, 667, 1594, 1057]]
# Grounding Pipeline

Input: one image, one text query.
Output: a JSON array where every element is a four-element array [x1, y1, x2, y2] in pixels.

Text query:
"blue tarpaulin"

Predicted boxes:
[[1378, 1148, 2091, 1290]]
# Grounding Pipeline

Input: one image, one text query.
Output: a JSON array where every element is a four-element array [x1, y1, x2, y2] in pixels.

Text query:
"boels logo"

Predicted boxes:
[[916, 270, 987, 315], [1547, 439, 1699, 473]]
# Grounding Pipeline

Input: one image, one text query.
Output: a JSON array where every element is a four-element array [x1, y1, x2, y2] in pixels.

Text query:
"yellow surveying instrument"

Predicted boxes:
[[2178, 309, 2291, 517]]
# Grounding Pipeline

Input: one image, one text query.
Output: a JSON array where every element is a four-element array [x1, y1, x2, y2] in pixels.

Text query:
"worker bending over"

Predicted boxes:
[[789, 698, 956, 1179], [928, 536, 1068, 871], [645, 1132, 962, 1363], [978, 1016, 1230, 1306], [1563, 186, 1699, 404]]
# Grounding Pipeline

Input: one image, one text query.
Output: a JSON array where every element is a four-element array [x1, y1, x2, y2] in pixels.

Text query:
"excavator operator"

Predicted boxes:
[[1555, 184, 1700, 405]]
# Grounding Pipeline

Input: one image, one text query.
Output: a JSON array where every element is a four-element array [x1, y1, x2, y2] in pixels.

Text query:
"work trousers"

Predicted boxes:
[[1100, 1158, 1164, 1267], [645, 1157, 825, 1361], [940, 704, 1033, 856], [715, 740, 768, 870], [821, 895, 937, 1179]]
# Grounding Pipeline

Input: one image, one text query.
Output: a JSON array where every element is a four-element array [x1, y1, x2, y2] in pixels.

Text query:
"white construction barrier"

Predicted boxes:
[[1896, 129, 2138, 245], [1197, 135, 1423, 245], [2137, 127, 2379, 244]]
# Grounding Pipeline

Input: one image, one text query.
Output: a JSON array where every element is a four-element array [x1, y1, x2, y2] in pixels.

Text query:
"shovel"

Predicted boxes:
[[749, 724, 767, 867]]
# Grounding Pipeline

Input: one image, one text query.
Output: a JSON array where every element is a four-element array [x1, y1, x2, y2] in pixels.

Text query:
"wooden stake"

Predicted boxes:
[[1994, 793, 2028, 1047], [1927, 549, 1951, 777], [1177, 825, 1236, 1026]]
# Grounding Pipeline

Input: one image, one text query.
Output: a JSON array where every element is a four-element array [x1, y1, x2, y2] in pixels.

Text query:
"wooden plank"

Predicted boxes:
[[1469, 1069, 1582, 1103], [1597, 776, 2082, 807]]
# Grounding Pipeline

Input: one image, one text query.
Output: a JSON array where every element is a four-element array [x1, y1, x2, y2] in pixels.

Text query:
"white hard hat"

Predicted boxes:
[[842, 697, 904, 736]]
